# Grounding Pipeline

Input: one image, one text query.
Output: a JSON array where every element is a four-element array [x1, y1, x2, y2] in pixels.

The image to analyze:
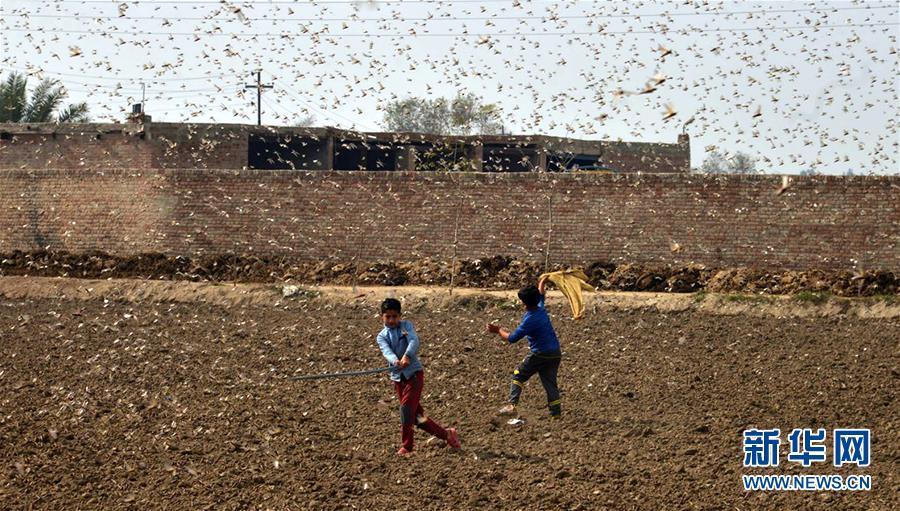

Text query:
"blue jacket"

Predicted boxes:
[[508, 297, 560, 353], [376, 320, 424, 381]]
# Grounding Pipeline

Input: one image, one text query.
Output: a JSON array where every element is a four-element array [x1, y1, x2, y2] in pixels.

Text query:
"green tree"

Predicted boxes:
[[0, 72, 89, 123], [449, 93, 504, 135], [383, 92, 504, 135]]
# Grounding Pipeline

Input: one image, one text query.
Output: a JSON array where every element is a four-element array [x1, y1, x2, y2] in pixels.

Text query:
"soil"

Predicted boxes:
[[1, 276, 899, 320], [2, 250, 898, 297], [1, 280, 897, 510]]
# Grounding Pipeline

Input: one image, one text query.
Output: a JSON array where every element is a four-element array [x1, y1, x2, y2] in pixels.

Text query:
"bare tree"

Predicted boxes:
[[700, 150, 758, 174], [700, 151, 728, 174], [293, 113, 316, 127], [729, 152, 757, 174]]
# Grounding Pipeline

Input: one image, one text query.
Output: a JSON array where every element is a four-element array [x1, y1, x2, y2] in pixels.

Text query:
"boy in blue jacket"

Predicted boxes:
[[376, 298, 460, 456], [486, 276, 562, 418]]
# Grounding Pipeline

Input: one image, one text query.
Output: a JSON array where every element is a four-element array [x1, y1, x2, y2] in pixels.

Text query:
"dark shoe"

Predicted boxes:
[[549, 401, 561, 418]]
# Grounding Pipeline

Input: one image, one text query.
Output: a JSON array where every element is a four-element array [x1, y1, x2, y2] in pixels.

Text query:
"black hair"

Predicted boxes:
[[380, 298, 402, 314], [518, 285, 541, 308]]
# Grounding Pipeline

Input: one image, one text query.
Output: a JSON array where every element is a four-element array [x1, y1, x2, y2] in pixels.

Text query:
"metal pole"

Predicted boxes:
[[244, 70, 272, 126], [256, 70, 262, 126]]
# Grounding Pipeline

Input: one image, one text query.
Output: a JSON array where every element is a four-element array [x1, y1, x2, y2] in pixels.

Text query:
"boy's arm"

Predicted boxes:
[[487, 317, 530, 344], [401, 321, 420, 358], [375, 331, 400, 366], [506, 318, 529, 344], [538, 275, 548, 295], [487, 324, 512, 341]]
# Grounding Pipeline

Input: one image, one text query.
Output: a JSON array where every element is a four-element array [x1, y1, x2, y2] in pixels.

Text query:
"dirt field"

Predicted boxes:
[[1, 279, 897, 510]]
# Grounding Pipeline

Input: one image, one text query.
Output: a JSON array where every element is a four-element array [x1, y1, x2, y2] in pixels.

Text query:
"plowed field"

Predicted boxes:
[[1, 282, 897, 510]]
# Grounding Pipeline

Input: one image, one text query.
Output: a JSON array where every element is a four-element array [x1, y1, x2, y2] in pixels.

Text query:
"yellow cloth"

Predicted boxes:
[[539, 269, 596, 320]]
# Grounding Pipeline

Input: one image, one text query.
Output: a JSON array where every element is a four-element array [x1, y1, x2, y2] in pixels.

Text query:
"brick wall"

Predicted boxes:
[[0, 169, 897, 270], [151, 124, 249, 169], [0, 132, 153, 170], [601, 137, 690, 173], [0, 124, 249, 171]]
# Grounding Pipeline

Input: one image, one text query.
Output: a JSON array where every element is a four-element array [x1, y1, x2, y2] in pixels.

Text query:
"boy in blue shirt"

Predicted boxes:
[[486, 276, 562, 418], [376, 298, 460, 456]]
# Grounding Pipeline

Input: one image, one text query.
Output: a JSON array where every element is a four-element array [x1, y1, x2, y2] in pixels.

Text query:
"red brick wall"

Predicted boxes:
[[601, 139, 690, 173], [0, 169, 170, 253], [0, 169, 897, 270], [0, 133, 153, 170], [0, 126, 248, 171], [151, 124, 248, 169]]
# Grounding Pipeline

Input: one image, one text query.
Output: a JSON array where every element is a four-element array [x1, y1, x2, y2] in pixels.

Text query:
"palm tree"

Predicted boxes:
[[0, 72, 89, 123]]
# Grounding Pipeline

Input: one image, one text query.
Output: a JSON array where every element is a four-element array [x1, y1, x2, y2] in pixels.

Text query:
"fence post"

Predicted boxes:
[[449, 194, 462, 295], [352, 238, 362, 294], [544, 194, 553, 273]]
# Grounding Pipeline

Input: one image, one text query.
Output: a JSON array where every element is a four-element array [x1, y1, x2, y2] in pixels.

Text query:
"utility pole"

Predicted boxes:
[[244, 69, 273, 126]]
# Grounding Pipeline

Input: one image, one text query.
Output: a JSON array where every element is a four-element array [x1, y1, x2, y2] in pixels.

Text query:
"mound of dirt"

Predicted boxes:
[[1, 250, 897, 297], [704, 267, 899, 296]]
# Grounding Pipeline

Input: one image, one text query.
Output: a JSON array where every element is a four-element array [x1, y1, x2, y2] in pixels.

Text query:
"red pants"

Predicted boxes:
[[394, 370, 447, 451]]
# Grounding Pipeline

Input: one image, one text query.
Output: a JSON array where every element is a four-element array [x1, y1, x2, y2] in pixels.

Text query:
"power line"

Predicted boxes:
[[13, 79, 238, 95], [10, 73, 244, 94], [4, 21, 897, 38], [278, 84, 377, 131], [0, 65, 240, 82], [60, 79, 241, 93], [64, 86, 237, 95], [277, 88, 356, 129], [0, 0, 540, 4], [6, 5, 896, 23], [253, 71, 377, 131], [260, 93, 312, 126]]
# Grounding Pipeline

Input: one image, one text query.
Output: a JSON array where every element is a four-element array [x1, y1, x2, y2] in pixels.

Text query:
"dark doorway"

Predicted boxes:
[[366, 144, 397, 170], [547, 154, 605, 172], [333, 140, 365, 170], [248, 134, 324, 170], [483, 144, 535, 172]]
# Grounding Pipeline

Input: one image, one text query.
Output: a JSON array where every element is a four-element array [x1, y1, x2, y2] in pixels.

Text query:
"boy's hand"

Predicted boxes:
[[538, 276, 548, 295], [486, 323, 501, 334], [397, 355, 410, 368]]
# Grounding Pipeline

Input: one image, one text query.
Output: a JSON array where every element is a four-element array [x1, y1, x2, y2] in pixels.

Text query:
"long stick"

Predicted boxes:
[[449, 194, 461, 296], [352, 230, 362, 294], [289, 365, 391, 381], [544, 194, 553, 273]]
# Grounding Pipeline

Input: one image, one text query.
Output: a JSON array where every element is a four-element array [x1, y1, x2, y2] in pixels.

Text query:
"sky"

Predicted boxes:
[[1, 0, 898, 174]]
